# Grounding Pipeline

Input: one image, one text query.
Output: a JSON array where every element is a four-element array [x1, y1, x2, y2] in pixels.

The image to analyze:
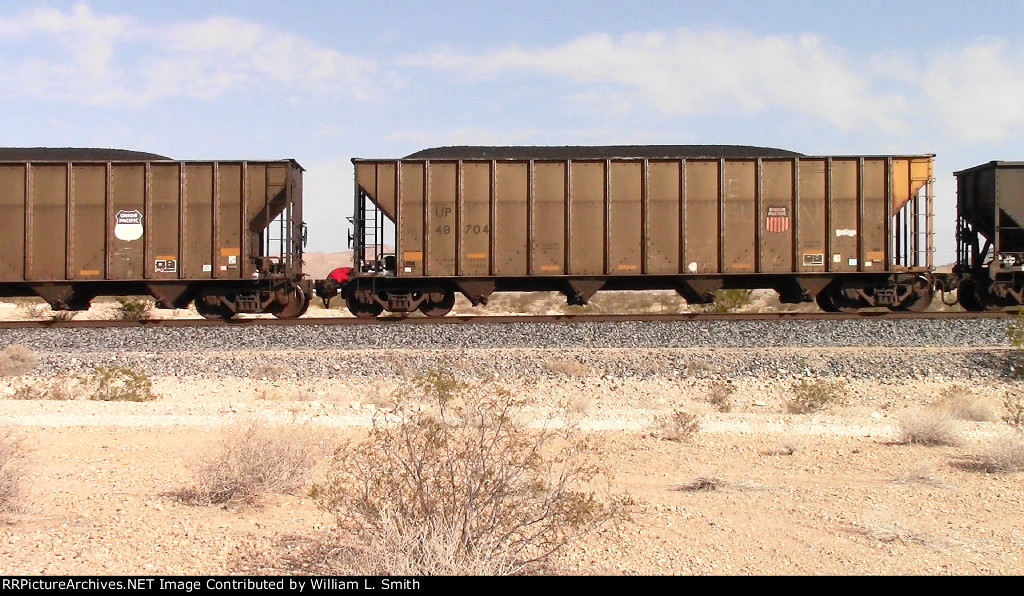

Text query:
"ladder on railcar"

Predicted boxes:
[[893, 175, 933, 269], [348, 187, 387, 272]]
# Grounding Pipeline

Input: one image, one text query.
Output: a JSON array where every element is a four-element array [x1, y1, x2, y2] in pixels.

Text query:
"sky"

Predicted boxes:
[[3, 1, 1024, 263]]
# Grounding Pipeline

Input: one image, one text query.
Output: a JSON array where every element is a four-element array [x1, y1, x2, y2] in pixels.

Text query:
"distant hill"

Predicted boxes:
[[302, 247, 393, 278], [302, 252, 353, 279]]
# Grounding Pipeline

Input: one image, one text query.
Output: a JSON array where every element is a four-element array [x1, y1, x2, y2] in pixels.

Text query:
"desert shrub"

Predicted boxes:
[[568, 395, 595, 415], [85, 366, 157, 402], [893, 464, 953, 488], [853, 515, 927, 544], [0, 428, 25, 513], [17, 302, 49, 318], [898, 407, 963, 446], [785, 379, 843, 414], [698, 289, 753, 313], [673, 476, 723, 492], [114, 297, 153, 321], [1003, 392, 1024, 431], [544, 358, 591, 377], [314, 371, 619, 576], [772, 433, 807, 456], [705, 381, 735, 412], [670, 475, 761, 492], [974, 433, 1024, 473], [9, 378, 77, 401], [658, 409, 702, 443], [0, 345, 38, 377], [1007, 311, 1024, 347], [182, 420, 322, 505], [251, 362, 288, 380], [935, 385, 999, 421]]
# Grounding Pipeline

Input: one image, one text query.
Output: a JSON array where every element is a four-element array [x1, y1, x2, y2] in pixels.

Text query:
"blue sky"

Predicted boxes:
[[3, 1, 1024, 262]]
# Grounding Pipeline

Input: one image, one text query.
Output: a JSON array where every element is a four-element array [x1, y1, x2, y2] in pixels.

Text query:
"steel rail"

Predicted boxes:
[[0, 310, 1014, 329]]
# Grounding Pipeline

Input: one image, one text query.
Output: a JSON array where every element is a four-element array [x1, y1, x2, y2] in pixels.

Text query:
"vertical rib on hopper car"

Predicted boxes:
[[342, 146, 935, 317], [0, 156, 310, 318]]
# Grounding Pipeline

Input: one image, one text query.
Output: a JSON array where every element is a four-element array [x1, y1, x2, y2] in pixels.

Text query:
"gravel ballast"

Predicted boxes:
[[0, 318, 1017, 381], [0, 317, 1012, 352]]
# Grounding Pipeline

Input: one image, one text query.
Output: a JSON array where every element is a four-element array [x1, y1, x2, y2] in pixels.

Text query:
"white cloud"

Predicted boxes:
[[403, 29, 909, 133], [916, 40, 1024, 143], [0, 4, 377, 106]]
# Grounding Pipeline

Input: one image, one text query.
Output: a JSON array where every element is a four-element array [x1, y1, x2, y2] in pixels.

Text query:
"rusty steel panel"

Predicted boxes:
[[459, 162, 491, 276], [398, 162, 425, 276], [645, 161, 681, 274], [797, 160, 827, 272], [608, 161, 642, 274], [29, 164, 68, 280], [244, 163, 268, 279], [684, 161, 719, 273], [216, 164, 243, 279], [69, 164, 106, 280], [182, 164, 214, 279], [569, 161, 605, 275], [376, 163, 397, 225], [149, 163, 181, 280], [894, 157, 931, 212], [0, 165, 26, 280], [426, 162, 457, 276], [356, 162, 397, 221], [830, 159, 859, 273], [109, 164, 146, 279], [532, 162, 566, 275], [722, 161, 756, 273], [493, 162, 528, 276], [862, 159, 887, 270], [759, 160, 794, 273]]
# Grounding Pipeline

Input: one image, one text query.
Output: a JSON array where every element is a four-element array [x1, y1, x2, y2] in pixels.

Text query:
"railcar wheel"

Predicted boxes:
[[273, 287, 310, 319], [957, 280, 984, 312], [815, 290, 840, 313], [891, 277, 934, 312], [818, 284, 858, 313], [194, 295, 234, 320], [958, 279, 1002, 312], [418, 290, 456, 317], [345, 292, 384, 318]]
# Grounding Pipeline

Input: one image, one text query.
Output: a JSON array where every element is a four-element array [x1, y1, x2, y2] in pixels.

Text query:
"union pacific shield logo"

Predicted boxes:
[[766, 206, 790, 233], [114, 210, 144, 241]]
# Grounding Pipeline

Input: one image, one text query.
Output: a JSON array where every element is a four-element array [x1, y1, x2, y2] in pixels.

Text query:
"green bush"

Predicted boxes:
[[698, 289, 753, 313], [114, 297, 153, 321], [85, 366, 157, 402], [786, 379, 843, 414]]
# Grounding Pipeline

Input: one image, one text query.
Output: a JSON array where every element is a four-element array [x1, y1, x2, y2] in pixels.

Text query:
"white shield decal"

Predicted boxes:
[[114, 210, 144, 241]]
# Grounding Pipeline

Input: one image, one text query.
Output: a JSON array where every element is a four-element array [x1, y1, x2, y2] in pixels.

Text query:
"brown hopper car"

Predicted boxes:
[[339, 146, 936, 316], [954, 161, 1024, 310], [0, 150, 310, 319]]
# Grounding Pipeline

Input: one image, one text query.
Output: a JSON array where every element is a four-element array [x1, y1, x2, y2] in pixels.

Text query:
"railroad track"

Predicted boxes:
[[0, 309, 1015, 329]]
